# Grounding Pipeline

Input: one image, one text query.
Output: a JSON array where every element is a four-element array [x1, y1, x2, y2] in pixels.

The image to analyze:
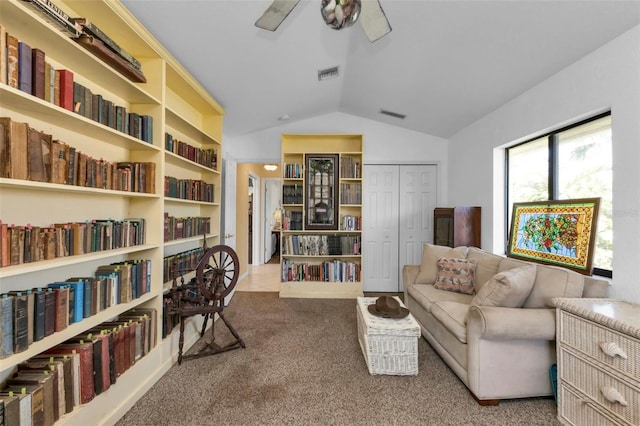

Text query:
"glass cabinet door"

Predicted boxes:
[[305, 154, 339, 230]]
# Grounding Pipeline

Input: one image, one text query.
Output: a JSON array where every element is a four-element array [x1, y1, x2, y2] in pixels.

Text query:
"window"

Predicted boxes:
[[506, 113, 612, 277]]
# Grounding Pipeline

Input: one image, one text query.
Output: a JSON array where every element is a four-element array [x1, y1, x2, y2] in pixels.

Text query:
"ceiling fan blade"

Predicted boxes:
[[360, 0, 392, 42], [255, 0, 301, 32]]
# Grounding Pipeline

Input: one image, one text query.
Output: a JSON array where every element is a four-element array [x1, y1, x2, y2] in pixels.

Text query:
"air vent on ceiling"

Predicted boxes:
[[318, 66, 339, 81], [379, 109, 406, 120]]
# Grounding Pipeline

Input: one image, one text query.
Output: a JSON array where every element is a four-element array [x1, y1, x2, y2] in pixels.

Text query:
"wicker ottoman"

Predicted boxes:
[[356, 296, 420, 376]]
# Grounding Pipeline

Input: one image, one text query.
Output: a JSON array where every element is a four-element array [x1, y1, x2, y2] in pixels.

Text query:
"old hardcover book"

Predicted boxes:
[[67, 335, 102, 395], [0, 222, 8, 267], [0, 390, 30, 426], [75, 34, 146, 83], [6, 34, 19, 89], [53, 67, 60, 106], [8, 289, 34, 346], [32, 288, 46, 342], [44, 341, 94, 404], [0, 294, 14, 358], [43, 288, 55, 337], [72, 18, 142, 70], [85, 329, 113, 391], [49, 140, 67, 184], [31, 48, 46, 99], [27, 128, 49, 182], [56, 69, 74, 111], [0, 393, 20, 426], [28, 354, 74, 415], [18, 359, 63, 421], [50, 286, 69, 332], [72, 82, 84, 116], [44, 62, 52, 102], [3, 383, 44, 426], [49, 281, 82, 324], [17, 41, 32, 94], [0, 25, 6, 85], [10, 291, 29, 353], [83, 86, 93, 120], [8, 371, 55, 426], [0, 117, 29, 180], [66, 146, 77, 185]]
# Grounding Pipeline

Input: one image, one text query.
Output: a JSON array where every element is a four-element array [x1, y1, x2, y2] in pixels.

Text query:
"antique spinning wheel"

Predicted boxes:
[[169, 244, 245, 364]]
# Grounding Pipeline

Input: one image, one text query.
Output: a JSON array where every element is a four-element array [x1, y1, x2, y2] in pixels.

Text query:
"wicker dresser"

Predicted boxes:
[[553, 298, 640, 426]]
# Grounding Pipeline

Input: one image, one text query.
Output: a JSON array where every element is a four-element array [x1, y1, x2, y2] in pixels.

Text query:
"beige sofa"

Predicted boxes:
[[403, 243, 608, 405]]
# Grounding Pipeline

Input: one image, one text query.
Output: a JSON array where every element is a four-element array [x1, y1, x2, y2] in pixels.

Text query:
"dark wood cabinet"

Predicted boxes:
[[433, 206, 481, 248]]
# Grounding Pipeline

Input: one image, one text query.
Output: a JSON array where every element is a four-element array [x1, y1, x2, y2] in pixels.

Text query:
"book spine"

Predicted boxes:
[[12, 293, 29, 353], [57, 69, 74, 111], [0, 296, 14, 358], [31, 48, 46, 99], [17, 41, 32, 94], [43, 289, 55, 337], [33, 289, 46, 341], [6, 34, 19, 89]]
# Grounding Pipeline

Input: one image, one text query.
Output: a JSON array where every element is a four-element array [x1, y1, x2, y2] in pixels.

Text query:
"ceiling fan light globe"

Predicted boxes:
[[321, 0, 361, 30]]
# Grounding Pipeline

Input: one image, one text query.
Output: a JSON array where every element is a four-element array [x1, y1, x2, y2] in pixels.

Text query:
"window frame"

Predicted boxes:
[[505, 111, 612, 278]]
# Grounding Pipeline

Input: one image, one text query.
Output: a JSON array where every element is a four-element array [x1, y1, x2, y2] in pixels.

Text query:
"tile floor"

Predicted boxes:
[[235, 258, 281, 292]]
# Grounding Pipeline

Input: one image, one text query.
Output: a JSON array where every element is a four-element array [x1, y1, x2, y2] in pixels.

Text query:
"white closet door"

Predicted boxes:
[[363, 165, 400, 292], [398, 165, 437, 291], [363, 164, 438, 292]]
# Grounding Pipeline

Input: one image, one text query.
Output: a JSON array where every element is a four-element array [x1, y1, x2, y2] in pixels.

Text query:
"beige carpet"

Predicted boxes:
[[117, 292, 560, 426]]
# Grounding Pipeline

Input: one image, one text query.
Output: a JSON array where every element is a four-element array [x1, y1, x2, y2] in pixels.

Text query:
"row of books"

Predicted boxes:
[[164, 176, 215, 203], [0, 117, 156, 193], [10, 0, 146, 82], [283, 184, 303, 204], [281, 210, 303, 231], [162, 247, 204, 284], [340, 215, 362, 231], [340, 156, 361, 179], [0, 218, 146, 268], [165, 133, 218, 171], [282, 234, 361, 256], [281, 259, 361, 282], [340, 182, 362, 204], [0, 259, 151, 358], [283, 163, 303, 179], [163, 214, 211, 243], [0, 25, 151, 141], [0, 306, 157, 425]]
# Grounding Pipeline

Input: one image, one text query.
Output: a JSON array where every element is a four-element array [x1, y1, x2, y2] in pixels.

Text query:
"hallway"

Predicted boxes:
[[235, 258, 281, 292]]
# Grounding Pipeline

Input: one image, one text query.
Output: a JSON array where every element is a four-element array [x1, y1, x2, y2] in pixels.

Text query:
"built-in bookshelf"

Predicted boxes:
[[280, 134, 363, 298], [0, 0, 223, 424]]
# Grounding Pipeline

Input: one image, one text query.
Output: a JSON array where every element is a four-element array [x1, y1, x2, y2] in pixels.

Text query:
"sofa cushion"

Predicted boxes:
[[406, 283, 475, 313], [416, 244, 468, 284], [499, 257, 585, 308], [434, 257, 477, 295], [470, 264, 536, 309], [430, 301, 470, 343], [466, 247, 503, 292]]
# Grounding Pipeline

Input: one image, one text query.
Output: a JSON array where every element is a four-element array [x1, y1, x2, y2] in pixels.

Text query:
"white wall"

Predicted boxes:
[[448, 26, 640, 303]]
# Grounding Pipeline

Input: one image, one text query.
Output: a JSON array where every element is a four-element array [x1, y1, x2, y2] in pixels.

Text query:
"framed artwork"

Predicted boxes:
[[507, 198, 600, 275], [305, 154, 339, 230]]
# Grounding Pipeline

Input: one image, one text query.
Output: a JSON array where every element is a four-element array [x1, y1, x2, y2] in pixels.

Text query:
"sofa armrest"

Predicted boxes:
[[466, 305, 556, 341], [403, 264, 420, 287], [583, 276, 609, 298]]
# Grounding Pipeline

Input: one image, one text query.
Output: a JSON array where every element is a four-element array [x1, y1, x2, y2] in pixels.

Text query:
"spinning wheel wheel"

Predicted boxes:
[[196, 244, 239, 301], [167, 243, 245, 364]]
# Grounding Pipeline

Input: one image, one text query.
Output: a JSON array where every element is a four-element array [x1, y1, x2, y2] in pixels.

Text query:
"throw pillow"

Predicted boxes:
[[433, 257, 478, 295], [415, 244, 468, 284], [470, 264, 537, 308]]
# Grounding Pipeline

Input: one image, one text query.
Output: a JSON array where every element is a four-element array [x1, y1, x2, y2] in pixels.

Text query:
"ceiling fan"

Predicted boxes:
[[255, 0, 392, 43]]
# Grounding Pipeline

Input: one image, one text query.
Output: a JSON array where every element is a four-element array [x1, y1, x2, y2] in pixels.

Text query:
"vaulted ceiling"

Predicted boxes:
[[121, 0, 640, 139]]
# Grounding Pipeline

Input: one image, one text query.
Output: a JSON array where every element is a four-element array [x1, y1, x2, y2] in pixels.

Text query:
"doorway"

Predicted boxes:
[[362, 164, 438, 292]]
